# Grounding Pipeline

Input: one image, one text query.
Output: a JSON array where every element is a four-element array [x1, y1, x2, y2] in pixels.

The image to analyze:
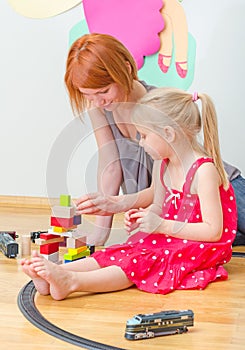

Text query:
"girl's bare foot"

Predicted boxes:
[[21, 251, 50, 296], [31, 253, 76, 300]]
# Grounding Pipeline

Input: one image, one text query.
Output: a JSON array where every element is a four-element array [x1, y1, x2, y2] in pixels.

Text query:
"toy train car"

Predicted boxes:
[[125, 309, 194, 340], [0, 232, 19, 258]]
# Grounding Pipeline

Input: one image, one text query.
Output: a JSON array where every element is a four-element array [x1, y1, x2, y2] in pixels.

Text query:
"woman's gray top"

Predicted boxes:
[[104, 81, 154, 194]]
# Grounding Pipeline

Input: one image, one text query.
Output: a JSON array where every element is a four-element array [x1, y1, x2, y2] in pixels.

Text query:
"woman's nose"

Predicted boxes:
[[93, 96, 105, 107]]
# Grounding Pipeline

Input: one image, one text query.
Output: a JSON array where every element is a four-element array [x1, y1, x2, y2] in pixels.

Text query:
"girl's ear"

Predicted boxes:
[[163, 126, 175, 143]]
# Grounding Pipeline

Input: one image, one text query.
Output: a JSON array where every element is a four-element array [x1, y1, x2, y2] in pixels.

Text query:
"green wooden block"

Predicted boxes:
[[60, 194, 71, 207]]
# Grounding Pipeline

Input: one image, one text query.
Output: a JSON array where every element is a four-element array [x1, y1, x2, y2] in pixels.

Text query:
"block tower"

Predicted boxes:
[[35, 194, 90, 263]]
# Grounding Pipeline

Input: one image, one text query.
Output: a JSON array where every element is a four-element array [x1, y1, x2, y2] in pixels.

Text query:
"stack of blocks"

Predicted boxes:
[[35, 194, 90, 263]]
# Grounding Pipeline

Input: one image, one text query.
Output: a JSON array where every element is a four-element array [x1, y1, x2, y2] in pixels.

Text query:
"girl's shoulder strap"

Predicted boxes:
[[183, 157, 214, 193]]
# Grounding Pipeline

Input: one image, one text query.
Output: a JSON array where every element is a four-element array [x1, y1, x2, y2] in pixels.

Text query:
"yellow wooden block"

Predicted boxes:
[[53, 226, 68, 233], [68, 246, 87, 255], [64, 248, 90, 261]]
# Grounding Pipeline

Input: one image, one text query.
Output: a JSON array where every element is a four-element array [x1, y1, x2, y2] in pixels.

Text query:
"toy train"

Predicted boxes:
[[125, 309, 194, 340], [0, 232, 19, 258]]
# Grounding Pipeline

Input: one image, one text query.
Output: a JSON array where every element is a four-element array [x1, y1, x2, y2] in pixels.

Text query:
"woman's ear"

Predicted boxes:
[[125, 61, 132, 74], [163, 126, 175, 143]]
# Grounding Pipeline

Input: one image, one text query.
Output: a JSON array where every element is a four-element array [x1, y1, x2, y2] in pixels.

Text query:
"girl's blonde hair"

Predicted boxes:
[[65, 33, 138, 116], [132, 87, 229, 189]]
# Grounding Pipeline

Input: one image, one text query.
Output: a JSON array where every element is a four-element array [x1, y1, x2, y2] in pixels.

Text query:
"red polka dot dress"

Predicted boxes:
[[92, 158, 237, 294]]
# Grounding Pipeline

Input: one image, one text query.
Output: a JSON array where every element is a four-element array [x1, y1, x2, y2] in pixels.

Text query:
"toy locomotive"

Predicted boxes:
[[0, 232, 19, 258], [125, 309, 194, 340]]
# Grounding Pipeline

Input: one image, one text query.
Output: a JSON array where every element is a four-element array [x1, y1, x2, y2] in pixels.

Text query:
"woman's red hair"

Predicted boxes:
[[65, 33, 138, 115]]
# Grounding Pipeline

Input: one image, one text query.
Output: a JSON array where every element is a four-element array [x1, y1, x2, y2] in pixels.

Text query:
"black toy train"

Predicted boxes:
[[0, 232, 18, 258], [125, 309, 194, 340]]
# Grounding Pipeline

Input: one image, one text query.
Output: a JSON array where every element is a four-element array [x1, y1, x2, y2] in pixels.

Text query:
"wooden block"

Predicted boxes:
[[59, 236, 67, 247], [63, 248, 90, 261], [66, 236, 87, 248], [40, 233, 60, 240], [51, 205, 75, 219], [50, 216, 74, 228], [42, 251, 59, 263], [40, 242, 59, 254], [68, 246, 87, 255], [73, 215, 82, 225], [35, 236, 64, 245], [53, 226, 68, 233], [21, 234, 31, 257], [60, 194, 71, 207]]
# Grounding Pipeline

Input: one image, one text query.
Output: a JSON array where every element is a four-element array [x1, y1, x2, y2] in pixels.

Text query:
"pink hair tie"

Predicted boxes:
[[192, 91, 199, 102]]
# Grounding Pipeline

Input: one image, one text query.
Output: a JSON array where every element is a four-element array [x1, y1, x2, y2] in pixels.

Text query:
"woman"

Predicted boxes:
[[65, 33, 245, 247], [65, 33, 155, 245]]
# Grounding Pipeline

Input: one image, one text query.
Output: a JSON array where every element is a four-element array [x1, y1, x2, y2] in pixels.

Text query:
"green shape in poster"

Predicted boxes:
[[69, 20, 89, 47]]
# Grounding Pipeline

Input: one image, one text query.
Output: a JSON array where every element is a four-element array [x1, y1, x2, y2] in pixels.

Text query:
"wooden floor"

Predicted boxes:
[[0, 206, 245, 350]]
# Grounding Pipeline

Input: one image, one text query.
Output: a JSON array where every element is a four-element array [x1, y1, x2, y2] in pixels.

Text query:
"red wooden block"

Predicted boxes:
[[40, 233, 60, 240], [50, 216, 74, 228], [40, 242, 59, 255]]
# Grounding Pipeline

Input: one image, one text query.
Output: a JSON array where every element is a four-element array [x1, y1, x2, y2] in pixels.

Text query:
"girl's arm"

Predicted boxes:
[[124, 161, 163, 233], [132, 163, 223, 242]]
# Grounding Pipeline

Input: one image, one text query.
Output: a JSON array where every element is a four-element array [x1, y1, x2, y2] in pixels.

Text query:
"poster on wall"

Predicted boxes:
[[7, 0, 196, 90]]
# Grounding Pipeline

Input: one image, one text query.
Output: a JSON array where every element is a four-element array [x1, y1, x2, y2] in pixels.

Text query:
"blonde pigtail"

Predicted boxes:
[[199, 94, 229, 189]]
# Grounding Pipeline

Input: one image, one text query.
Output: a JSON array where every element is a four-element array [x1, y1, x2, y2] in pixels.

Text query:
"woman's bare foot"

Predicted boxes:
[[21, 251, 50, 296], [31, 253, 76, 300]]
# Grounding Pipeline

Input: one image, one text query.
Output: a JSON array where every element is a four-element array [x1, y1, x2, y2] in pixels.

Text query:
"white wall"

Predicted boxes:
[[1, 0, 244, 199], [183, 0, 245, 173]]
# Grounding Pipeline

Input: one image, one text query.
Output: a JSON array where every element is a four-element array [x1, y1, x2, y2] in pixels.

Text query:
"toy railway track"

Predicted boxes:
[[17, 281, 126, 350], [232, 251, 245, 258]]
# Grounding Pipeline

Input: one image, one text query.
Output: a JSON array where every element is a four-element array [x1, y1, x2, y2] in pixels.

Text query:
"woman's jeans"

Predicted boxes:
[[231, 175, 245, 246]]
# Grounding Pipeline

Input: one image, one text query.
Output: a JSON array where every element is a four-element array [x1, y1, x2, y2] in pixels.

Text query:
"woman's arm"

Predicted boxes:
[[86, 108, 123, 245], [75, 161, 158, 215], [89, 107, 123, 192]]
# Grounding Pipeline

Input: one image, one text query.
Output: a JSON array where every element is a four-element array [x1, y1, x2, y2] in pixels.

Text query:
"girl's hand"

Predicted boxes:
[[75, 193, 120, 216], [130, 209, 163, 233], [124, 209, 141, 234]]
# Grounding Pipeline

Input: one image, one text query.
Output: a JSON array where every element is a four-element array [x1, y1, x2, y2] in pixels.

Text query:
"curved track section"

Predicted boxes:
[[17, 281, 125, 350]]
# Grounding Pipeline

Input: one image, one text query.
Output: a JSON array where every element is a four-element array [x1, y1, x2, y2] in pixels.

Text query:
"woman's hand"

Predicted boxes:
[[75, 193, 121, 216], [129, 208, 163, 233]]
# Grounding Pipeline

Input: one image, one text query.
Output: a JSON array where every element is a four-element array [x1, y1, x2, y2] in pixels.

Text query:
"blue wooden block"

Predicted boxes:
[[73, 215, 82, 225]]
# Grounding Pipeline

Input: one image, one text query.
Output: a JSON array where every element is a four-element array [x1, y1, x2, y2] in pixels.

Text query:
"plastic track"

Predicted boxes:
[[232, 251, 245, 258], [17, 281, 125, 350]]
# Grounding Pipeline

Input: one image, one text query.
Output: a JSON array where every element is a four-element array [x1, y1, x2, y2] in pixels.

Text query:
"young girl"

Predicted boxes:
[[21, 87, 237, 300]]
